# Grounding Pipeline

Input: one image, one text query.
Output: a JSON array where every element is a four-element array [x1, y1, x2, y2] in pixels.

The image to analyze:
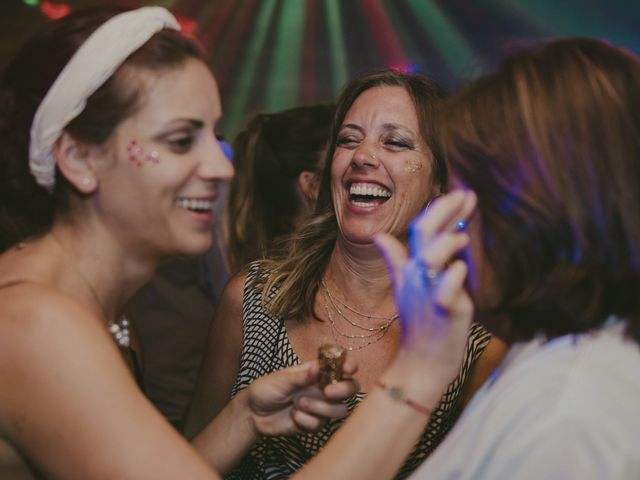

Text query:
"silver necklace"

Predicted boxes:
[[108, 318, 131, 348]]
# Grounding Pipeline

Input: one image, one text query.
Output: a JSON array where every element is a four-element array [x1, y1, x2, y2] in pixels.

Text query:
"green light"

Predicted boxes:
[[220, 0, 278, 138], [326, 0, 348, 96], [264, 0, 305, 111], [382, 1, 421, 65], [406, 0, 476, 78], [496, 0, 606, 37], [24, 0, 39, 6]]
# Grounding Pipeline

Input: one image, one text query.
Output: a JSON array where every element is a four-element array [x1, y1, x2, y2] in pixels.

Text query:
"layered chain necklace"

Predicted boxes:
[[321, 280, 398, 351]]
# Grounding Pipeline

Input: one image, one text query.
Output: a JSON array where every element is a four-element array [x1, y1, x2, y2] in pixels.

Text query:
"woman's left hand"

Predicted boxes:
[[246, 360, 359, 436], [374, 190, 477, 394]]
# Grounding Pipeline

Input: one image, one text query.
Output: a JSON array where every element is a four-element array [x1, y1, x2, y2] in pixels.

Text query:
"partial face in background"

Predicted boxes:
[[331, 86, 434, 244], [94, 58, 234, 257]]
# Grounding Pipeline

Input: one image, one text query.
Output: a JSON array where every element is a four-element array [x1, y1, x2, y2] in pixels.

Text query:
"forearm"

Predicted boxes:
[[191, 389, 257, 475], [294, 359, 446, 480]]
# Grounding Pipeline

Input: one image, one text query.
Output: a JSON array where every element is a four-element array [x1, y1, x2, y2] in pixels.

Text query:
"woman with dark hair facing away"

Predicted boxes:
[[225, 104, 334, 273], [0, 7, 357, 478], [188, 69, 506, 478], [291, 37, 640, 479]]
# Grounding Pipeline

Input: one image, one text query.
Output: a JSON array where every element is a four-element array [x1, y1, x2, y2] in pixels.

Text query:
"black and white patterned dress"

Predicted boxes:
[[228, 263, 492, 480]]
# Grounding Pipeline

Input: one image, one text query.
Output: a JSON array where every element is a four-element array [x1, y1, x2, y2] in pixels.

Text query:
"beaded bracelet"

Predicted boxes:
[[375, 379, 433, 417]]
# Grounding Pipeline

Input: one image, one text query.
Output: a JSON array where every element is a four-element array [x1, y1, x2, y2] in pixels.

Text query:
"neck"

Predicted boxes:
[[326, 236, 395, 308], [48, 220, 157, 323]]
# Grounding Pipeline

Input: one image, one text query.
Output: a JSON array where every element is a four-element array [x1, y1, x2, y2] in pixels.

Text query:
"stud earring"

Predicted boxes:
[[81, 176, 91, 186]]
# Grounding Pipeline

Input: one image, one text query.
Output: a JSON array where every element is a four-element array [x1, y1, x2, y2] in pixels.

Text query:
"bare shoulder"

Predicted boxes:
[[208, 268, 249, 350], [462, 335, 508, 405], [219, 268, 249, 308], [183, 270, 250, 437], [0, 282, 216, 478], [0, 281, 99, 347], [0, 282, 116, 428]]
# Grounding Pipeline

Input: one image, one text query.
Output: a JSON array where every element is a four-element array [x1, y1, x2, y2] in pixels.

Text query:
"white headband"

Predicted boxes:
[[29, 6, 181, 192]]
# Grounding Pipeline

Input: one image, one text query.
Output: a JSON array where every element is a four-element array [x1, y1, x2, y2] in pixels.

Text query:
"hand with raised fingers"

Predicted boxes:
[[375, 190, 477, 388], [246, 359, 359, 437]]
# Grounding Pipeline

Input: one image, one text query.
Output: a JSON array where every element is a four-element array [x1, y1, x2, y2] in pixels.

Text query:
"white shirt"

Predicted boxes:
[[412, 320, 640, 479]]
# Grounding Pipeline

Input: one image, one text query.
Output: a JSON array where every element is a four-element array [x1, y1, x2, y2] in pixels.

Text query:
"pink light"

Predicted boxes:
[[176, 16, 198, 39], [40, 1, 71, 20], [389, 64, 420, 74]]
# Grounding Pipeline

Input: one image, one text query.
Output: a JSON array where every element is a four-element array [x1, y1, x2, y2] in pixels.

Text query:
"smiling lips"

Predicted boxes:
[[175, 197, 215, 213], [348, 181, 392, 207]]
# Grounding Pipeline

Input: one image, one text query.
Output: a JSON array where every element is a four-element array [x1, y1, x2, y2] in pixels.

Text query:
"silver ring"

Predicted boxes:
[[415, 258, 440, 288]]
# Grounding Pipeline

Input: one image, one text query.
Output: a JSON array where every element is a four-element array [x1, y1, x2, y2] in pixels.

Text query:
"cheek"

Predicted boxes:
[[126, 139, 161, 168], [403, 158, 423, 174]]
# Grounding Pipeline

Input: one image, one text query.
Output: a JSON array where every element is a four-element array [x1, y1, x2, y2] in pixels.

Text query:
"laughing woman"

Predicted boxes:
[[0, 7, 357, 479], [188, 70, 506, 478]]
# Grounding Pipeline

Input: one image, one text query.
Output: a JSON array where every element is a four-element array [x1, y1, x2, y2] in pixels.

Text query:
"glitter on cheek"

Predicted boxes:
[[404, 158, 423, 173], [126, 139, 161, 168]]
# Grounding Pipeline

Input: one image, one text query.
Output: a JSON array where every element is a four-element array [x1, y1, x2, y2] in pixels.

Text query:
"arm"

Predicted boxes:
[[0, 285, 217, 479], [184, 271, 246, 439], [293, 190, 481, 480], [192, 360, 358, 474]]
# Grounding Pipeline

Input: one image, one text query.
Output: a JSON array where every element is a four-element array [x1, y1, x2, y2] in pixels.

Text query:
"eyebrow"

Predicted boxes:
[[152, 118, 205, 140], [340, 123, 364, 134], [340, 123, 413, 135], [164, 118, 205, 129]]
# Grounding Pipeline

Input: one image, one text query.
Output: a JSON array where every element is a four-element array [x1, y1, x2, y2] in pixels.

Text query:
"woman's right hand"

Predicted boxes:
[[374, 190, 478, 397], [246, 360, 359, 437]]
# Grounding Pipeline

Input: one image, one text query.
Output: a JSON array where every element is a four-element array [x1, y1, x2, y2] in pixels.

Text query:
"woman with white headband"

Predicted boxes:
[[0, 7, 358, 478]]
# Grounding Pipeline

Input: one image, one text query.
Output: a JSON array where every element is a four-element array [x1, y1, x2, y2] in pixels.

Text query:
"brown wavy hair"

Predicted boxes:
[[439, 38, 640, 343], [0, 7, 206, 252], [225, 104, 334, 272], [253, 69, 448, 321]]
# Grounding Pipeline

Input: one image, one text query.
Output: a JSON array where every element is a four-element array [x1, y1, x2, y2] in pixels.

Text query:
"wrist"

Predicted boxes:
[[381, 353, 453, 409], [232, 389, 261, 441], [374, 379, 433, 417]]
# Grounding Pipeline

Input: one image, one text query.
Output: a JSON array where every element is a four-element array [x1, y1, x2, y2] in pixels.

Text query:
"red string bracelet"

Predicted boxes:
[[375, 379, 433, 417]]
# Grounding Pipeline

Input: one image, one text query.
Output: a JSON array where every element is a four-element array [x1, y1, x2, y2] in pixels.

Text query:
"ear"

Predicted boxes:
[[297, 170, 320, 206], [53, 132, 98, 194]]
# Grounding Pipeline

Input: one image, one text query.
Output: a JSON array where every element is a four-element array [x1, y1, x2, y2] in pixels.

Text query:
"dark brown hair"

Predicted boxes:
[[226, 104, 334, 272], [439, 38, 640, 343], [0, 7, 205, 252]]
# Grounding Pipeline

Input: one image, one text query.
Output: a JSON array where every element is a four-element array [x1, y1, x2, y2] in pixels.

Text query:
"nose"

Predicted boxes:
[[351, 143, 380, 169], [199, 136, 234, 182]]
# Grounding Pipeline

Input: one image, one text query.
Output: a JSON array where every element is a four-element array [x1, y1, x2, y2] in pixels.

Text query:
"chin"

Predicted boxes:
[[176, 233, 214, 257]]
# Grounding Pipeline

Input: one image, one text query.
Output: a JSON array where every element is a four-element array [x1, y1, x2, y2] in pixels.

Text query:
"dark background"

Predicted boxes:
[[3, 0, 639, 139]]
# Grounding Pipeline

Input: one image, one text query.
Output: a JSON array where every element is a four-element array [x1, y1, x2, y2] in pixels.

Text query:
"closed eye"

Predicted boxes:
[[168, 135, 195, 153], [336, 135, 360, 148], [383, 135, 415, 151]]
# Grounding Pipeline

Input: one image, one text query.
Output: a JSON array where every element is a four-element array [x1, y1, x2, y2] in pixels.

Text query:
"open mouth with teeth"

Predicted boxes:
[[348, 182, 392, 207], [175, 198, 215, 213]]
